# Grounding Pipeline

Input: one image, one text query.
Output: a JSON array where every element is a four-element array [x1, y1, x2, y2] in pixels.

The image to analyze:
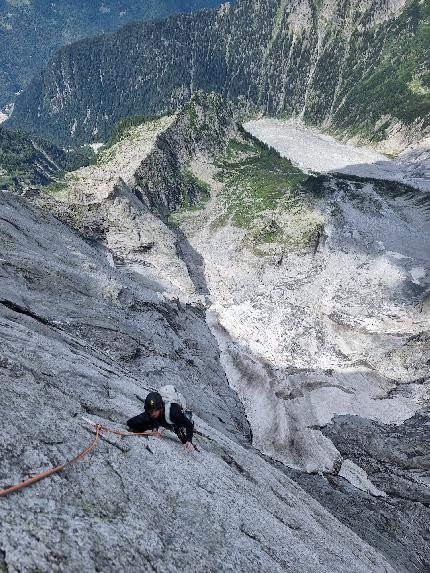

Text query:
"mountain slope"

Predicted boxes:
[[0, 0, 223, 108], [3, 92, 429, 572], [0, 126, 92, 190], [8, 0, 429, 151], [0, 168, 396, 573], [55, 91, 430, 572]]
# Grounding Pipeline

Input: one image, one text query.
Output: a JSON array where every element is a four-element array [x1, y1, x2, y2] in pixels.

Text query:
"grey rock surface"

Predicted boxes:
[[287, 410, 430, 573], [132, 100, 430, 572], [1, 95, 429, 572], [0, 191, 397, 572]]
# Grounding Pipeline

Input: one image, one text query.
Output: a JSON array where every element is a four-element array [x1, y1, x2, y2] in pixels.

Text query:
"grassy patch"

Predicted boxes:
[[183, 166, 211, 198], [0, 174, 13, 189], [223, 138, 260, 161], [44, 180, 68, 194], [186, 102, 199, 129], [103, 114, 147, 149], [169, 133, 323, 253], [213, 137, 322, 251], [217, 138, 304, 224]]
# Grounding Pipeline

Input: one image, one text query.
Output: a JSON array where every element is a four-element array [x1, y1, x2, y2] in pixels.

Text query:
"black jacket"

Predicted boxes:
[[127, 403, 193, 444]]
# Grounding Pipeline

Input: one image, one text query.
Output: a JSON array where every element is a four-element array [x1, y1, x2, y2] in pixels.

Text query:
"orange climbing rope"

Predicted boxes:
[[0, 421, 161, 498]]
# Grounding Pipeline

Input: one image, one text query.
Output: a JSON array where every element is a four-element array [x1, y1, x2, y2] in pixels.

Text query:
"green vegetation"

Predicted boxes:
[[183, 167, 211, 203], [215, 139, 300, 220], [0, 174, 14, 190], [263, 0, 288, 61], [408, 78, 430, 96], [44, 180, 68, 194], [212, 137, 323, 252], [0, 126, 92, 190], [333, 0, 430, 139], [168, 129, 322, 253], [186, 102, 199, 130], [102, 115, 148, 150], [217, 147, 304, 228], [168, 166, 211, 224], [223, 138, 259, 160], [10, 0, 427, 147], [184, 92, 234, 142], [0, 0, 222, 107], [97, 113, 173, 164]]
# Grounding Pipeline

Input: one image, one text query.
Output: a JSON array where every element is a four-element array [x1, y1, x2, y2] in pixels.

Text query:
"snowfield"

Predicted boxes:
[[245, 118, 430, 192]]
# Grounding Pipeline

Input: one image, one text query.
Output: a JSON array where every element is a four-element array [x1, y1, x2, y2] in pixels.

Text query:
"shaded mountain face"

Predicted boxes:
[[0, 126, 92, 190], [0, 0, 224, 108], [7, 0, 429, 151]]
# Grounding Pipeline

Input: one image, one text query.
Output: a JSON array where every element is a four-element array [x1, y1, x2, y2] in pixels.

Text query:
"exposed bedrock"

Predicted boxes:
[[283, 410, 430, 573], [184, 172, 430, 474], [3, 96, 428, 572], [153, 106, 430, 571], [0, 190, 399, 573]]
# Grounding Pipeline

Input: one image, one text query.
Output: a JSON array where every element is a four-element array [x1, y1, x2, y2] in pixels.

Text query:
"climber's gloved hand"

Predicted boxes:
[[183, 441, 195, 452]]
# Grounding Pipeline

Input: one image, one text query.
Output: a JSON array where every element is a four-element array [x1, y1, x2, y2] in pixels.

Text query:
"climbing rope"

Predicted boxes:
[[0, 421, 161, 498]]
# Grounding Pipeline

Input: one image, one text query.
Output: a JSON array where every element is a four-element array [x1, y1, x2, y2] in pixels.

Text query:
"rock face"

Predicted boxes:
[[1, 93, 429, 572], [8, 0, 429, 151], [287, 411, 430, 573], [92, 94, 428, 572], [0, 180, 397, 571]]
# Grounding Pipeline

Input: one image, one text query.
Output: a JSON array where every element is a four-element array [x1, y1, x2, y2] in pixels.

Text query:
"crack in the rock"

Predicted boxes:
[[0, 548, 8, 573], [0, 299, 50, 326], [106, 460, 131, 505]]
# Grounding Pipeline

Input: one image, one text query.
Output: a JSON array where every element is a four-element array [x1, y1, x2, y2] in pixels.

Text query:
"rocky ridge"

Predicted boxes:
[[114, 95, 430, 570]]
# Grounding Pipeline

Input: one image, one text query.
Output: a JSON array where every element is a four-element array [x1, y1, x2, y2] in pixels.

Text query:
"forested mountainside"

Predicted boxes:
[[0, 127, 92, 190], [8, 0, 429, 150], [0, 0, 223, 108]]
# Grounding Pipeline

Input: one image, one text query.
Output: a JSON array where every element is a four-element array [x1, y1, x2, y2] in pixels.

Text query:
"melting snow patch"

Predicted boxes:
[[410, 266, 426, 284], [339, 459, 387, 497]]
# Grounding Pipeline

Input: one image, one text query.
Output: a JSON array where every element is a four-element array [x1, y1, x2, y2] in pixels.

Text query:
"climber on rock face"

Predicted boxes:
[[127, 385, 195, 451]]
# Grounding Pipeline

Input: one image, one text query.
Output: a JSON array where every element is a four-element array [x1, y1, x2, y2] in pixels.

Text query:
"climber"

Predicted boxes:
[[127, 385, 195, 451]]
